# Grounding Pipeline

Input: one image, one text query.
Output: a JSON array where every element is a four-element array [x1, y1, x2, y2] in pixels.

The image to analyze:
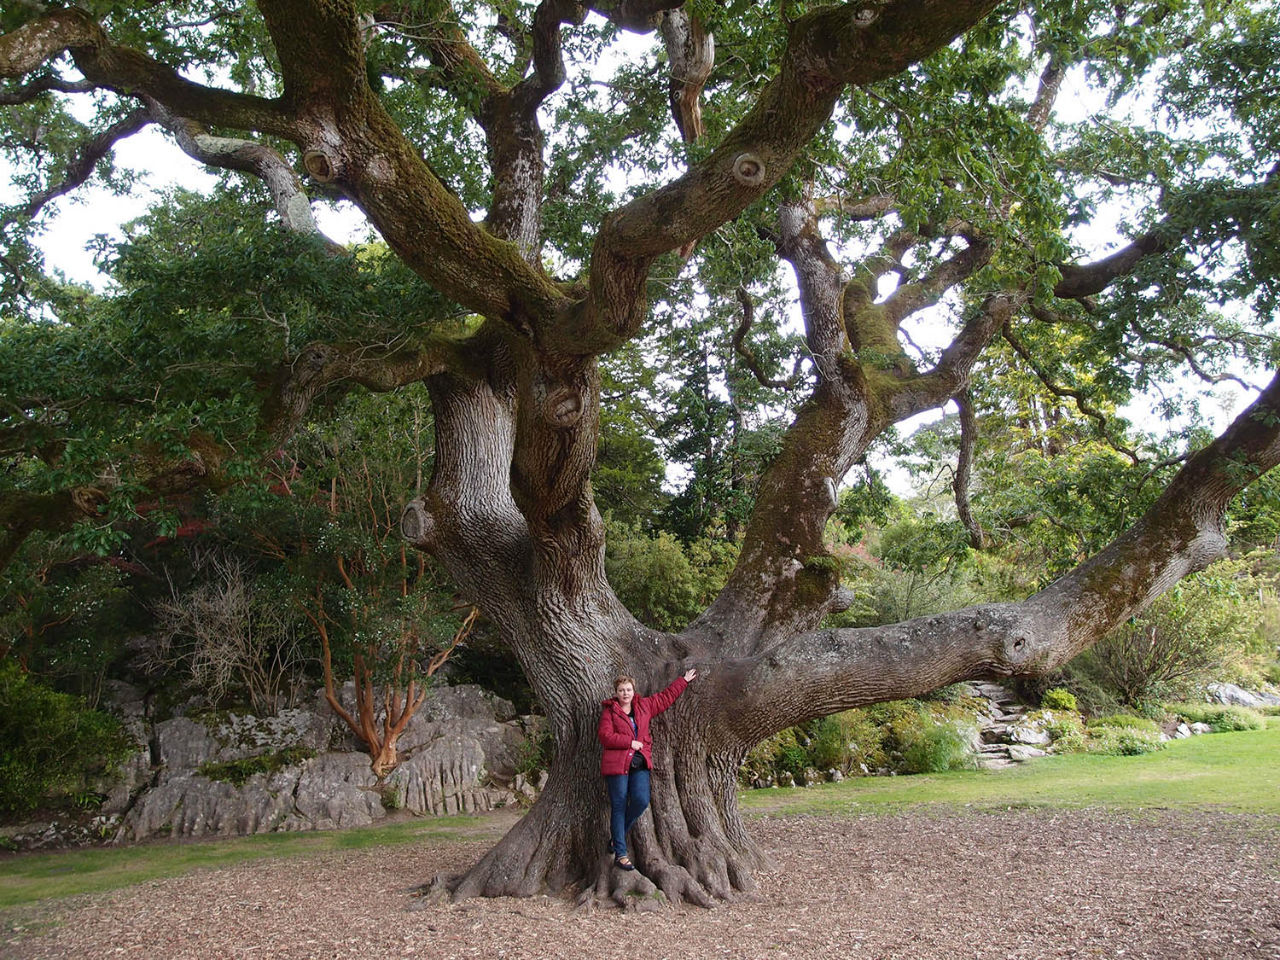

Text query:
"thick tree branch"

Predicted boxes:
[[15, 107, 150, 219], [586, 0, 685, 33], [878, 235, 994, 329], [0, 8, 292, 135], [142, 98, 333, 242], [694, 202, 872, 651], [564, 0, 1002, 353], [889, 293, 1016, 419], [1026, 55, 1064, 134], [256, 0, 368, 108], [814, 193, 896, 220], [660, 9, 714, 142], [514, 0, 583, 111], [739, 368, 1280, 737], [375, 1, 501, 115], [1053, 231, 1168, 299]]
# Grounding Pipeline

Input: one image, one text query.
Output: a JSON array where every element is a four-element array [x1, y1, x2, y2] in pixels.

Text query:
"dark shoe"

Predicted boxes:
[[614, 856, 635, 871]]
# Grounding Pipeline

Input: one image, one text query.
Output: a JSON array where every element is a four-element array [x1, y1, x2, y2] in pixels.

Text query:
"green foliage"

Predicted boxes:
[[898, 720, 974, 774], [1027, 708, 1084, 744], [602, 521, 700, 632], [0, 662, 133, 817], [1041, 687, 1078, 712], [1082, 713, 1165, 756], [3, 0, 1280, 806], [741, 699, 982, 785], [196, 747, 316, 787], [513, 726, 553, 777], [1087, 558, 1271, 706], [1165, 702, 1265, 733], [1087, 714, 1160, 733], [1084, 727, 1165, 757], [603, 518, 737, 631]]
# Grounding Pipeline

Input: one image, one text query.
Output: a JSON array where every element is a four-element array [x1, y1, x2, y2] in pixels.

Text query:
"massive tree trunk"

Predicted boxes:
[[404, 322, 1280, 908]]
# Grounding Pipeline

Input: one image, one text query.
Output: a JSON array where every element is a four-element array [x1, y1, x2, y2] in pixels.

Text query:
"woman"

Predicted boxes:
[[597, 667, 697, 871]]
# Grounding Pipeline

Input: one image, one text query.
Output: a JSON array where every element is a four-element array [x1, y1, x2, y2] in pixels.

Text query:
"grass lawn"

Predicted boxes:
[[2, 723, 1277, 911], [738, 721, 1280, 818]]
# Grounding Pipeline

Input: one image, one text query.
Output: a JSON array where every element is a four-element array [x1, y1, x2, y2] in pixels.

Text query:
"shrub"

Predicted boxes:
[[1089, 560, 1266, 706], [1032, 709, 1085, 743], [1041, 687, 1077, 712], [1085, 727, 1164, 756], [1087, 714, 1160, 733], [776, 741, 810, 780], [0, 662, 134, 817], [740, 732, 785, 784], [514, 725, 553, 777], [1051, 729, 1088, 754], [1165, 702, 1265, 732], [807, 715, 852, 771], [898, 719, 974, 774]]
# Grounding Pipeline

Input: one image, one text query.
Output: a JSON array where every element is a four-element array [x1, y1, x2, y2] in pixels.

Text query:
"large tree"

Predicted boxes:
[[3, 0, 1279, 907]]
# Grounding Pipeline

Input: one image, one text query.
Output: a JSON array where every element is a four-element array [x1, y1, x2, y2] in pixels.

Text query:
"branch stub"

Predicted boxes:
[[400, 499, 435, 548], [545, 387, 584, 428], [303, 149, 339, 183], [732, 153, 766, 188]]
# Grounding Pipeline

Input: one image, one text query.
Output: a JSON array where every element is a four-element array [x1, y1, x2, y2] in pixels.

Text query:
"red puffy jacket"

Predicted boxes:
[[597, 677, 688, 776]]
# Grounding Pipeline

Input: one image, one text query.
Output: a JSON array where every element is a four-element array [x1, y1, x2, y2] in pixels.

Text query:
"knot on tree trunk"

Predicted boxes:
[[303, 148, 340, 183], [732, 153, 766, 187], [400, 499, 435, 548]]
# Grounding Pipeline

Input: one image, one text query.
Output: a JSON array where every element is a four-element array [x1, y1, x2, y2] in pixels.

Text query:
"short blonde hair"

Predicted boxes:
[[614, 674, 636, 691]]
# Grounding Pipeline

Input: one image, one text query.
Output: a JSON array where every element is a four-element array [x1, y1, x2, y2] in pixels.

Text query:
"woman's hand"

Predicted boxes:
[[683, 667, 698, 682], [631, 740, 643, 751]]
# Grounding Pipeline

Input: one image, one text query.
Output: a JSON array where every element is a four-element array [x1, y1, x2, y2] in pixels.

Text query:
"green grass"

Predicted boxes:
[[739, 722, 1280, 818], [0, 813, 506, 910]]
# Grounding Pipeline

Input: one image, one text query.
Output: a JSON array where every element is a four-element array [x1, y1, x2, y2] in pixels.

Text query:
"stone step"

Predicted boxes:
[[976, 758, 1016, 770]]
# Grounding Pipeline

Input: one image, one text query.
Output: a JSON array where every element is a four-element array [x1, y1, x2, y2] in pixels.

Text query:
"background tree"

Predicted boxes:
[[3, 0, 1279, 909]]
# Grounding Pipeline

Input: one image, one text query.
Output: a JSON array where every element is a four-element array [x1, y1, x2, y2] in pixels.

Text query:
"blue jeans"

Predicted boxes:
[[605, 769, 650, 859]]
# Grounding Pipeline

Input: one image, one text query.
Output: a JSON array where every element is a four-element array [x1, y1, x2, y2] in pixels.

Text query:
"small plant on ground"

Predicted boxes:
[[1041, 687, 1077, 712], [1087, 714, 1160, 732], [1165, 702, 1265, 732], [898, 719, 974, 774], [1085, 727, 1164, 756], [197, 746, 317, 787]]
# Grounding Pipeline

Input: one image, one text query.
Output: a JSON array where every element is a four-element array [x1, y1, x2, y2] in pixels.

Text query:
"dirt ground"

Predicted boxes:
[[3, 808, 1279, 960]]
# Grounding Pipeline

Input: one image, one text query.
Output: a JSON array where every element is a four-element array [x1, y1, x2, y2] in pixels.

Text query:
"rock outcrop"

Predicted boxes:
[[106, 683, 540, 842]]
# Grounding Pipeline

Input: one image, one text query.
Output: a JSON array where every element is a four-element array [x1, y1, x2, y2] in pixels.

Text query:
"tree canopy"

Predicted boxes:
[[3, 0, 1279, 907]]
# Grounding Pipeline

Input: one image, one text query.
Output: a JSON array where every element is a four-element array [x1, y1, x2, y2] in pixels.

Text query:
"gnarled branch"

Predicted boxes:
[[740, 367, 1280, 737], [14, 107, 150, 219]]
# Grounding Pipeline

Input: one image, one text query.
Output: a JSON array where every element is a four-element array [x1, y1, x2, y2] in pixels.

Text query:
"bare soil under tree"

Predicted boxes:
[[5, 808, 1278, 960]]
